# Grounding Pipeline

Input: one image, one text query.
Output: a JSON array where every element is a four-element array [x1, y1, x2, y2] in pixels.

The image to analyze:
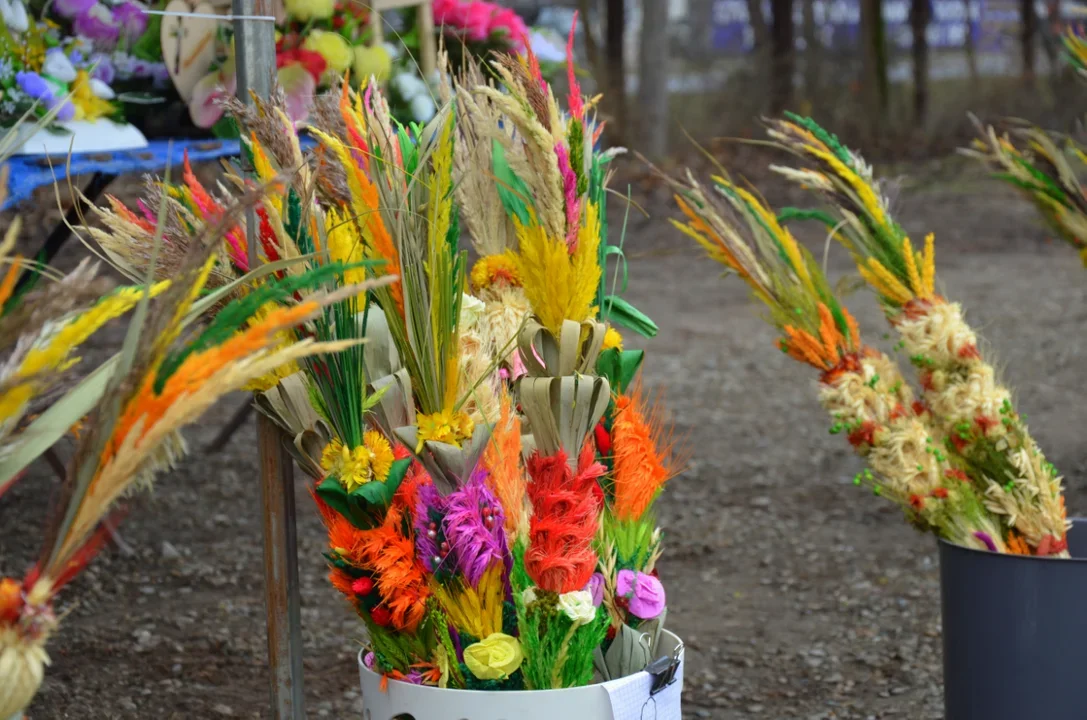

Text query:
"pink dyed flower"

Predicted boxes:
[[463, 3, 494, 42], [490, 7, 528, 51], [432, 0, 468, 27], [616, 570, 666, 620]]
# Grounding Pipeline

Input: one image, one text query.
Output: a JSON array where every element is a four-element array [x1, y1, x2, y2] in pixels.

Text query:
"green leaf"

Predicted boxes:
[[492, 140, 533, 225], [603, 296, 658, 338], [596, 348, 644, 396], [316, 475, 353, 520]]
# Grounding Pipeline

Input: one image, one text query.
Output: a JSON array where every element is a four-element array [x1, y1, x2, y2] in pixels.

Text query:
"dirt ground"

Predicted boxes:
[[4, 159, 1087, 720]]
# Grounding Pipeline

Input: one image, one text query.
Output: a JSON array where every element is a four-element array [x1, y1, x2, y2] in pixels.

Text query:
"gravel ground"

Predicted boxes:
[[4, 164, 1087, 720]]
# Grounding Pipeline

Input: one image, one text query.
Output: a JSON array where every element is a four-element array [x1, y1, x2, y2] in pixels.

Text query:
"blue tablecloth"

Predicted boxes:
[[1, 138, 246, 210]]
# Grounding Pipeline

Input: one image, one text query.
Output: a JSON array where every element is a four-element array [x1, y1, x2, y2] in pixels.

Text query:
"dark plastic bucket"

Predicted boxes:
[[940, 518, 1087, 720]]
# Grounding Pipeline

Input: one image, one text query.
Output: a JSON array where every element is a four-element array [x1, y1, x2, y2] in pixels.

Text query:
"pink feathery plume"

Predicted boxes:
[[566, 11, 584, 120], [556, 143, 580, 250], [135, 198, 157, 226]]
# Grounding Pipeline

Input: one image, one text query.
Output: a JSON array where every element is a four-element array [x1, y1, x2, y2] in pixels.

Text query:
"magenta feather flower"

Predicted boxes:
[[555, 143, 580, 251], [443, 472, 509, 587]]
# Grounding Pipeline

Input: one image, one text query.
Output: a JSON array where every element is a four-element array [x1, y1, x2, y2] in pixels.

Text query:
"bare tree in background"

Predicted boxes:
[[578, 0, 628, 143], [770, 0, 796, 111], [964, 0, 979, 82], [605, 0, 628, 141], [910, 0, 930, 123], [861, 0, 890, 125], [638, 0, 671, 158], [748, 0, 771, 50], [803, 0, 821, 101], [1022, 0, 1037, 83]]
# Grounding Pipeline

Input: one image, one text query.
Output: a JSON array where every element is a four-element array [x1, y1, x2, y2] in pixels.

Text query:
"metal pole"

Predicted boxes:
[[232, 2, 306, 718]]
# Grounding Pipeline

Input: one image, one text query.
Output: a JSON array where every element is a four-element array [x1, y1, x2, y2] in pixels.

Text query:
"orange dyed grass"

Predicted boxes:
[[779, 303, 860, 372], [610, 378, 686, 523]]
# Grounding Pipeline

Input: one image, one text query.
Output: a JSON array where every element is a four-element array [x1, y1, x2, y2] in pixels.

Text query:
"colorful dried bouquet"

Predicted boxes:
[[669, 115, 1068, 557], [96, 32, 676, 688]]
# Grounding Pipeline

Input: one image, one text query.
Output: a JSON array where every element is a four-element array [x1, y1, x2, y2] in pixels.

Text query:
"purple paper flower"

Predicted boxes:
[[616, 570, 666, 620], [16, 71, 52, 101], [52, 99, 75, 122], [69, 49, 84, 65], [112, 1, 148, 37], [74, 4, 120, 43], [415, 481, 453, 576], [586, 573, 605, 607], [362, 651, 376, 670], [54, 0, 95, 19], [89, 52, 115, 84]]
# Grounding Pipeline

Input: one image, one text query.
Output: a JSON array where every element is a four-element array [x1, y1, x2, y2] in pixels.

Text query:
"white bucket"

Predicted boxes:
[[358, 630, 684, 720]]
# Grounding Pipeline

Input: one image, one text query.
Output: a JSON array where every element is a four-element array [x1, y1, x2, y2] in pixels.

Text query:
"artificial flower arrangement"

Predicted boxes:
[[0, 3, 125, 130], [963, 30, 1087, 264], [93, 29, 677, 692], [0, 166, 380, 717], [668, 115, 1069, 557], [190, 0, 539, 133]]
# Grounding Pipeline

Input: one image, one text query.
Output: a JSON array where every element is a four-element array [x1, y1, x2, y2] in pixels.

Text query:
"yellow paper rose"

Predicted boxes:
[[352, 44, 392, 85], [303, 30, 352, 73], [463, 633, 524, 681], [285, 0, 334, 21]]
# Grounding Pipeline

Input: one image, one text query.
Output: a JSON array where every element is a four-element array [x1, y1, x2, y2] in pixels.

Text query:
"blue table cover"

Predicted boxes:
[[1, 138, 247, 210], [1, 135, 321, 210]]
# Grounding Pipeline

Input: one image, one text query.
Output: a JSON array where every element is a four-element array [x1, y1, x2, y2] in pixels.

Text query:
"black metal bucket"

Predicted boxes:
[[940, 519, 1087, 719]]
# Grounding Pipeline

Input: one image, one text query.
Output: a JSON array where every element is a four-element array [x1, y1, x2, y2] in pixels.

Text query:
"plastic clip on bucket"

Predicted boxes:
[[358, 630, 684, 720], [940, 518, 1087, 720]]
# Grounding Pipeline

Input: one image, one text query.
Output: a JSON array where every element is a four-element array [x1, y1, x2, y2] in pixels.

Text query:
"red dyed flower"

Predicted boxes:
[[931, 487, 949, 499], [352, 577, 374, 597], [909, 494, 925, 510], [594, 422, 611, 455], [277, 48, 327, 82], [370, 605, 392, 627]]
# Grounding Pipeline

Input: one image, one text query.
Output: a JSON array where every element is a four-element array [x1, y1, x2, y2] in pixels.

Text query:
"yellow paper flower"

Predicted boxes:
[[364, 430, 394, 482], [320, 433, 394, 491], [285, 0, 334, 21], [471, 251, 523, 291], [303, 30, 352, 73], [463, 633, 524, 681], [415, 408, 475, 452], [352, 44, 392, 85], [603, 327, 623, 352], [70, 70, 113, 122]]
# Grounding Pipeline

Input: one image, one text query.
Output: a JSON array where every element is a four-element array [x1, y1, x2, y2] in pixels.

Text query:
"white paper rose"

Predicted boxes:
[[558, 590, 597, 626]]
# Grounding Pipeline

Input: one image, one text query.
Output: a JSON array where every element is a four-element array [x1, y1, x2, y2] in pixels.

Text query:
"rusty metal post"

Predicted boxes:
[[256, 413, 305, 719], [232, 1, 306, 717]]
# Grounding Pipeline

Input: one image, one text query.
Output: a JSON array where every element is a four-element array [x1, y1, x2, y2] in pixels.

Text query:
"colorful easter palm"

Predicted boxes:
[[766, 114, 1068, 555], [669, 169, 1005, 551]]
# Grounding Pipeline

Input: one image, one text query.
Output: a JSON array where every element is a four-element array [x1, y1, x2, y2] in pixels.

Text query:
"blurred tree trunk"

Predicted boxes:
[[910, 0, 930, 124], [1022, 0, 1037, 83], [638, 0, 671, 159], [770, 0, 795, 112], [964, 0, 979, 82], [748, 0, 771, 50], [802, 0, 820, 102], [605, 0, 628, 143], [861, 0, 889, 126]]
